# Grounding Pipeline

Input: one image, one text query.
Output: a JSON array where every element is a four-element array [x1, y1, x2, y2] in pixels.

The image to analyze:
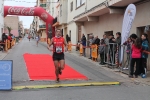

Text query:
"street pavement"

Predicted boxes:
[[0, 37, 150, 100]]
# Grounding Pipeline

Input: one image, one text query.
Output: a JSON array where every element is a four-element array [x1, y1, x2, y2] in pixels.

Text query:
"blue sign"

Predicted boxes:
[[0, 60, 13, 90]]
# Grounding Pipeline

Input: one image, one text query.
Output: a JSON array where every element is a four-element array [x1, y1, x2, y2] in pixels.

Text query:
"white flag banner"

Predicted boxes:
[[120, 4, 136, 64]]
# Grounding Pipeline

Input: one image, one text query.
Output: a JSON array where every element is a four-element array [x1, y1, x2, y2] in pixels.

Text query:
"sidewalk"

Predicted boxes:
[[39, 41, 150, 85], [0, 52, 8, 60], [71, 49, 150, 85]]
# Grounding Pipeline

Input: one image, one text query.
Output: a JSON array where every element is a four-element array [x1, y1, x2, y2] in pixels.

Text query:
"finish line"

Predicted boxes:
[[13, 82, 120, 90]]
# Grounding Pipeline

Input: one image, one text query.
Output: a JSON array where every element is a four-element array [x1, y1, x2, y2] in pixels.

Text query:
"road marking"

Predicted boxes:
[[13, 82, 120, 90]]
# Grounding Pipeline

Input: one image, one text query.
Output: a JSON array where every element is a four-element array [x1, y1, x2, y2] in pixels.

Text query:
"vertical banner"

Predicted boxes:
[[0, 61, 13, 90], [120, 4, 136, 64]]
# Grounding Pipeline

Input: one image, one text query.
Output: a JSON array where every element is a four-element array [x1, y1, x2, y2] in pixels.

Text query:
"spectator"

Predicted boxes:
[[2, 33, 8, 42], [88, 34, 93, 59], [98, 38, 105, 65], [76, 41, 80, 51], [113, 32, 121, 67], [114, 32, 121, 45], [129, 38, 142, 78], [109, 34, 116, 65], [140, 33, 149, 78], [1, 33, 8, 50], [8, 34, 12, 49], [103, 34, 109, 63], [130, 33, 138, 43], [123, 37, 132, 69], [93, 36, 100, 45], [81, 34, 86, 57]]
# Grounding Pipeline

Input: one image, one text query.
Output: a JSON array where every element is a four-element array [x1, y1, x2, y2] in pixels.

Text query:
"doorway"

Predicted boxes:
[[104, 31, 113, 38], [87, 33, 93, 46]]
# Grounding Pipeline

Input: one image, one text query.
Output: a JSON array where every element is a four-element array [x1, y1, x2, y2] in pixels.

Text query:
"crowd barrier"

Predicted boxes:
[[66, 41, 98, 61], [0, 38, 16, 52], [46, 40, 150, 76]]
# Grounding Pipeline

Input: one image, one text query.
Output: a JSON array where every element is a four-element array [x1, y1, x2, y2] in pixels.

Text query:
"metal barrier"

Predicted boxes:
[[103, 43, 130, 74], [104, 43, 119, 67]]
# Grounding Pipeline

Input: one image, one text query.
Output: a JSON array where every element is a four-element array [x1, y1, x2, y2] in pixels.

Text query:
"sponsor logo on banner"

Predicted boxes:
[[8, 6, 35, 15], [120, 4, 136, 63]]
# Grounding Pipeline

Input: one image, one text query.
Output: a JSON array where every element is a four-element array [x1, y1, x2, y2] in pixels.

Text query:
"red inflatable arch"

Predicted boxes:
[[4, 6, 55, 39]]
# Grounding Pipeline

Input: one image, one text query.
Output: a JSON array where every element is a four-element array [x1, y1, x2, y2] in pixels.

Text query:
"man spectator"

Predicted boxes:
[[88, 34, 93, 59], [93, 36, 100, 45], [81, 34, 86, 57], [109, 34, 116, 65], [103, 34, 109, 63], [1, 33, 8, 51], [113, 32, 121, 67]]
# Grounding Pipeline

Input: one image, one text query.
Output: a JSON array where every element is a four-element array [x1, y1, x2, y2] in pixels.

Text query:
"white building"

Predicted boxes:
[[0, 0, 4, 39], [52, 0, 150, 70]]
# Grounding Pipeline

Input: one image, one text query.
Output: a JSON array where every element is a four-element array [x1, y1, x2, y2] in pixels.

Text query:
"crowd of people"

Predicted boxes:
[[77, 32, 149, 78], [0, 33, 21, 52]]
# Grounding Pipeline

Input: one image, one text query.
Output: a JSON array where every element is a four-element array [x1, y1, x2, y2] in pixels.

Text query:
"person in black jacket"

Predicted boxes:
[[109, 34, 116, 65], [93, 36, 100, 45], [1, 33, 8, 51], [81, 34, 86, 57]]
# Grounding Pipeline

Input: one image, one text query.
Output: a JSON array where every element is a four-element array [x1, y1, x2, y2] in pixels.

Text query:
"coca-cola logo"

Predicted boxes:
[[8, 6, 35, 15]]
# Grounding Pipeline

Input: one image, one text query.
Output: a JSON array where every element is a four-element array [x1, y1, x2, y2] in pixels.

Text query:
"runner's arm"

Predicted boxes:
[[47, 38, 53, 50]]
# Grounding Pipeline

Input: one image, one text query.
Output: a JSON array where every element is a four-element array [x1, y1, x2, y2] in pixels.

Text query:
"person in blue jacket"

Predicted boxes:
[[140, 33, 149, 78]]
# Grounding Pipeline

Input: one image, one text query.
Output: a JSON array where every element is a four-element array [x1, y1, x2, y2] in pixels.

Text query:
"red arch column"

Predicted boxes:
[[4, 6, 55, 39]]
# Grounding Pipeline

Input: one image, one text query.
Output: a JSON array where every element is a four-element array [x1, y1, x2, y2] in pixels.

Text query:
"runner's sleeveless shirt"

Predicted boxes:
[[53, 37, 64, 53]]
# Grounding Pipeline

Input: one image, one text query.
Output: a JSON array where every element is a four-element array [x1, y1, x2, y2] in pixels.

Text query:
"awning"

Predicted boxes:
[[74, 0, 140, 22]]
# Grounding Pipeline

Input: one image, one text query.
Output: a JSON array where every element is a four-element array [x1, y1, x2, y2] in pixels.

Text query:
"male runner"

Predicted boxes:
[[47, 29, 67, 83]]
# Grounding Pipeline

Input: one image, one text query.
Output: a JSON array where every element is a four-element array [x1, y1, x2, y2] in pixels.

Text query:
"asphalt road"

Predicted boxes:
[[0, 37, 150, 100]]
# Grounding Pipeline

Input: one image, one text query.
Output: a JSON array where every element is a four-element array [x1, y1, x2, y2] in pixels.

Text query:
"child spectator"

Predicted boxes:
[[123, 37, 132, 69]]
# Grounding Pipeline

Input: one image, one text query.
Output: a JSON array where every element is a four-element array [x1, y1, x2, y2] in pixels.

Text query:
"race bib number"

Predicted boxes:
[[56, 46, 62, 53]]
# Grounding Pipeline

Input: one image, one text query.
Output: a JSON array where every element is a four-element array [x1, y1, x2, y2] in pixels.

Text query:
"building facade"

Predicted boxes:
[[54, 0, 150, 45], [35, 0, 52, 42], [18, 21, 24, 37], [4, 16, 19, 36], [54, 0, 150, 70], [0, 0, 4, 39]]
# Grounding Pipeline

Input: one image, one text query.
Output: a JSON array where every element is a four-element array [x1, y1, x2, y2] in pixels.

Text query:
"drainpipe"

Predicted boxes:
[[85, 0, 87, 11]]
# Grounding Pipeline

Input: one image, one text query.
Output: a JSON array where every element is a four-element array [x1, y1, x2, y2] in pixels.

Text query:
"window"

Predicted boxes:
[[60, 5, 62, 16], [76, 0, 85, 8], [70, 2, 73, 12]]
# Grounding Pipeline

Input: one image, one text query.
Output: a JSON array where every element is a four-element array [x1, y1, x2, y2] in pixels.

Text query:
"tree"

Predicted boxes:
[[7, 26, 12, 34]]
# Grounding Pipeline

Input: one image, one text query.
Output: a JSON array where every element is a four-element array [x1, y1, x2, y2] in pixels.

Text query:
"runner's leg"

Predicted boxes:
[[60, 60, 65, 70], [54, 60, 59, 81]]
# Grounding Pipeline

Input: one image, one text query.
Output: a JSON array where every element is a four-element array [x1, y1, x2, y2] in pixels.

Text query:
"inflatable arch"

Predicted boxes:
[[4, 6, 55, 40]]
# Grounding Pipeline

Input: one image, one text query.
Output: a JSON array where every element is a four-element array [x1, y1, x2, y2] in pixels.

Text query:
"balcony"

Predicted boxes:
[[39, 25, 46, 28], [40, 4, 46, 8]]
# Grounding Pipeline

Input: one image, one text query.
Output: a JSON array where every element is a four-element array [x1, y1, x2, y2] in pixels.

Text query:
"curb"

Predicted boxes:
[[13, 82, 120, 90]]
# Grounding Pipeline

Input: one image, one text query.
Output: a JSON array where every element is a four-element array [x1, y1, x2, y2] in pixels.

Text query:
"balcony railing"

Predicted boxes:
[[39, 25, 46, 28], [40, 4, 46, 7]]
